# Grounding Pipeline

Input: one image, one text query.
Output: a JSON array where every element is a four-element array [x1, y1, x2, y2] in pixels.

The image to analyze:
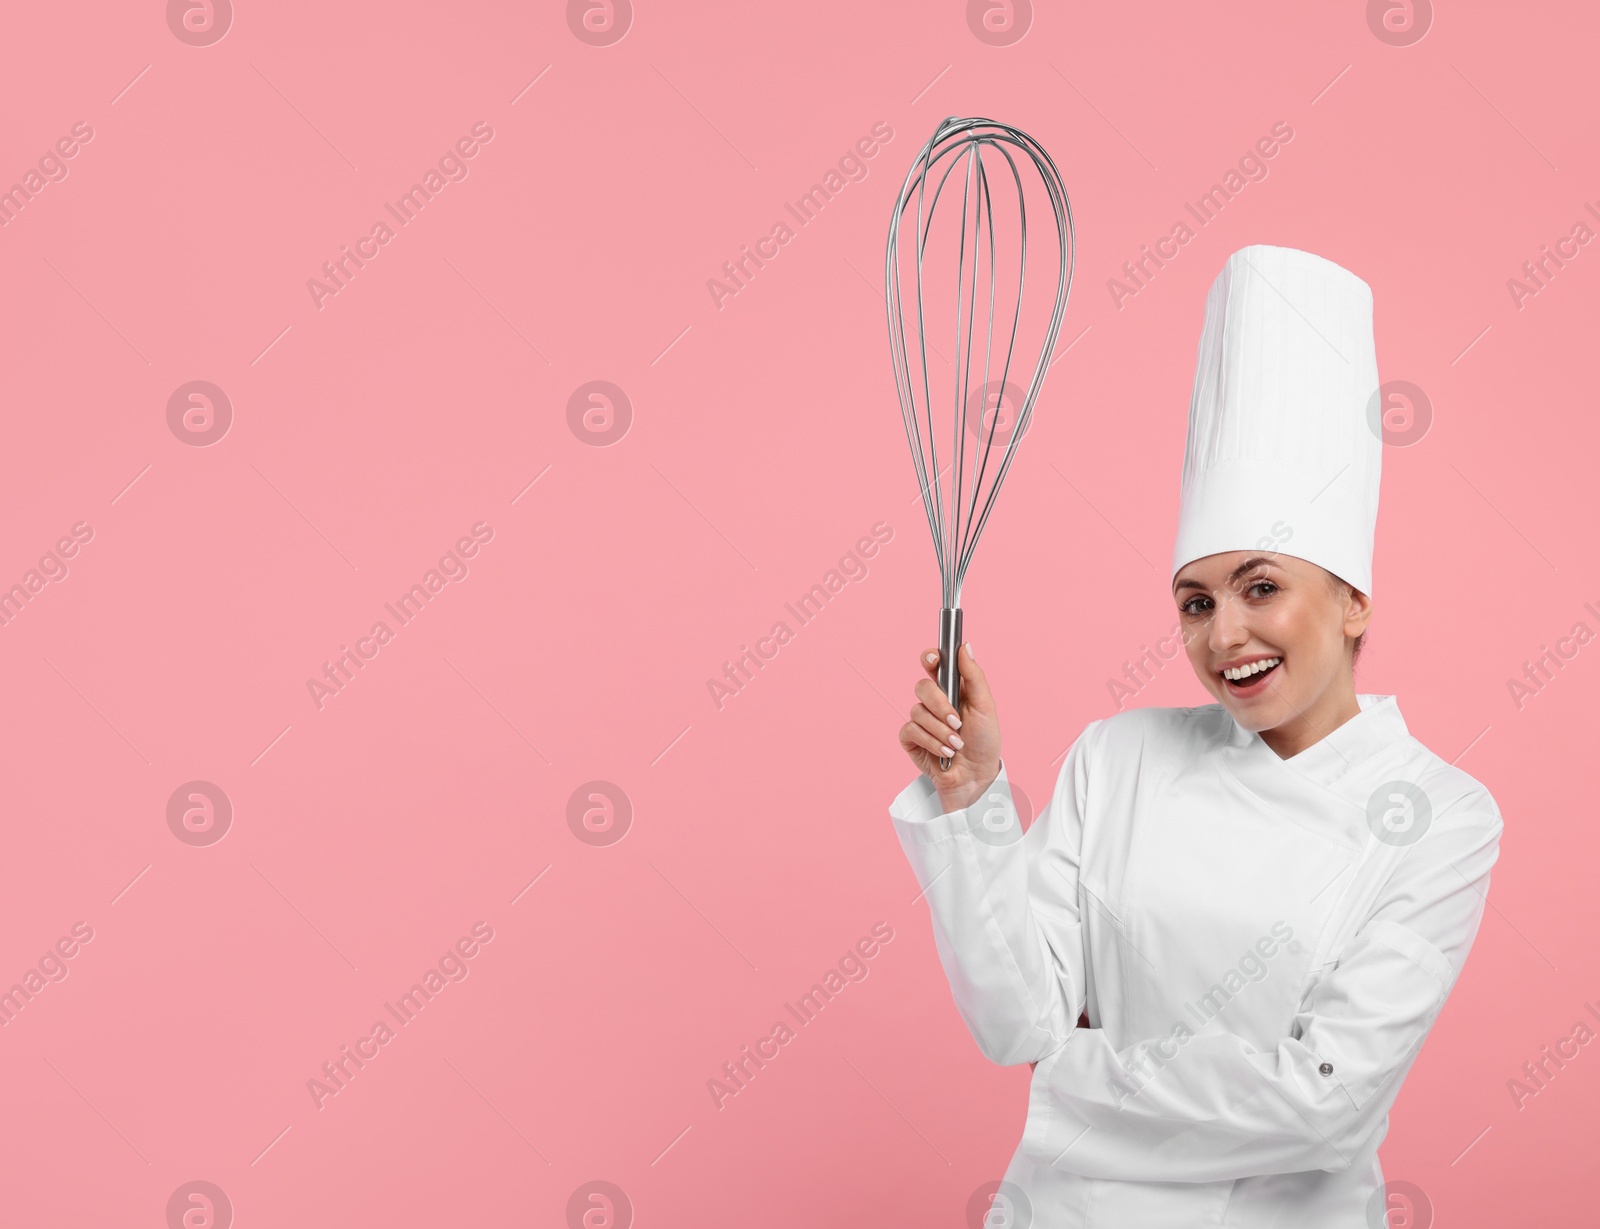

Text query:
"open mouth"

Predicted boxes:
[[1220, 656, 1281, 693]]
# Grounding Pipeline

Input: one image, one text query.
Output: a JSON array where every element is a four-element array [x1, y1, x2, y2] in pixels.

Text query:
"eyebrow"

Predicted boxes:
[[1172, 556, 1279, 595]]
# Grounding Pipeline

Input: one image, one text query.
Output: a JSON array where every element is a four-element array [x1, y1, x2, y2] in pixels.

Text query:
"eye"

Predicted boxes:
[[1245, 578, 1279, 599], [1178, 595, 1212, 617]]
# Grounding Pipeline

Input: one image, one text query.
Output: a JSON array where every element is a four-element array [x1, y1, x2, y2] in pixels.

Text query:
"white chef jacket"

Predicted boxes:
[[889, 694, 1502, 1228]]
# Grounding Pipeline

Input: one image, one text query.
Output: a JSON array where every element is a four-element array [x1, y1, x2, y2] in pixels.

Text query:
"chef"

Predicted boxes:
[[890, 244, 1503, 1227]]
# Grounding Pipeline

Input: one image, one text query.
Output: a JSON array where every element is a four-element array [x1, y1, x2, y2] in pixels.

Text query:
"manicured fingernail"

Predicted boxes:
[[966, 643, 974, 659], [948, 733, 964, 750], [946, 712, 962, 729], [938, 745, 953, 758], [926, 652, 937, 664]]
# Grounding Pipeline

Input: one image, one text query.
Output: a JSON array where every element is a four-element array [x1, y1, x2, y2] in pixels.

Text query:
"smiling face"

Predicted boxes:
[[1172, 551, 1373, 758]]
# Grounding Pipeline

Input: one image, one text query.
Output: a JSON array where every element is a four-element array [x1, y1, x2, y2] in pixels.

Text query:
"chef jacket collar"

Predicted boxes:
[[1217, 694, 1409, 850], [1243, 693, 1406, 782]]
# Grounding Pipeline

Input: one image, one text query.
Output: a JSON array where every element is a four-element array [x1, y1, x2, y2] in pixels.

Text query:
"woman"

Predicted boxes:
[[890, 245, 1502, 1227]]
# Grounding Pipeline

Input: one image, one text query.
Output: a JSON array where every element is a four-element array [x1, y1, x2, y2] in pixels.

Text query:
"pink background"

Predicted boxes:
[[1, 2, 1595, 1225]]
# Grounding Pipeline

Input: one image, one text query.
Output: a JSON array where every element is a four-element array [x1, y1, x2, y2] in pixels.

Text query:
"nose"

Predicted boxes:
[[1207, 588, 1250, 657]]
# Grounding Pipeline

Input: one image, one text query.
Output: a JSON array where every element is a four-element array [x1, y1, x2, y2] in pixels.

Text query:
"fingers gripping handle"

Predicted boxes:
[[937, 607, 963, 770]]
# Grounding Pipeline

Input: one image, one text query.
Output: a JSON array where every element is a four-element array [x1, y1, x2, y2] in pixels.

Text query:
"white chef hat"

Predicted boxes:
[[1171, 244, 1382, 596]]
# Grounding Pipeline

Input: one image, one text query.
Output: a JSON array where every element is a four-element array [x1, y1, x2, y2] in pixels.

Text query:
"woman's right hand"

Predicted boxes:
[[898, 643, 1002, 813]]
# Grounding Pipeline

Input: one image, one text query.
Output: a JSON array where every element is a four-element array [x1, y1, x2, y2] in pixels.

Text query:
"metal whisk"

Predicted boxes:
[[886, 117, 1075, 768]]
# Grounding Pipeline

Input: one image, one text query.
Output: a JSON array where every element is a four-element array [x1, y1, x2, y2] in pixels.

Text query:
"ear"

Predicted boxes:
[[1341, 585, 1373, 641]]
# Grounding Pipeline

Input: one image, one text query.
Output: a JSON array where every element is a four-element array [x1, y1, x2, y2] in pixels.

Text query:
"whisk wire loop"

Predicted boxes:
[[888, 118, 1074, 610]]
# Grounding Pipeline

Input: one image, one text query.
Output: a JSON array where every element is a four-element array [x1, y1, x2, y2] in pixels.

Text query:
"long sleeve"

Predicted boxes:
[[1021, 786, 1504, 1183], [888, 721, 1101, 1066]]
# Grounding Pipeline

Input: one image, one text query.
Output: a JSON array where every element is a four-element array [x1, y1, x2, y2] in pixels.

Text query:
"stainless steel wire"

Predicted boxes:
[[885, 117, 1074, 765]]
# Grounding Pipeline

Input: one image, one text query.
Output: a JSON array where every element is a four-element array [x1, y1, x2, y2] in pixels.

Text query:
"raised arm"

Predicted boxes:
[[889, 713, 1100, 1067]]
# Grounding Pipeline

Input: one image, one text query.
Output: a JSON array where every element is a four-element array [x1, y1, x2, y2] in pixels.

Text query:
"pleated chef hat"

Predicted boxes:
[[1171, 244, 1382, 596]]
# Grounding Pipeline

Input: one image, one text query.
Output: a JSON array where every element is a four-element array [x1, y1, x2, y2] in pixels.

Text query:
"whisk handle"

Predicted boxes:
[[937, 606, 963, 771]]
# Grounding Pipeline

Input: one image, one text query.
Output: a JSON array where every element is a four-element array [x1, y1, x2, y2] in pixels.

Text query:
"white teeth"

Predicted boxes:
[[1222, 656, 1281, 681]]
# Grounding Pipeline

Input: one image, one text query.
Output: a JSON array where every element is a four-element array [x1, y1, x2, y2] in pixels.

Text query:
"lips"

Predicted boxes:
[[1224, 660, 1280, 689]]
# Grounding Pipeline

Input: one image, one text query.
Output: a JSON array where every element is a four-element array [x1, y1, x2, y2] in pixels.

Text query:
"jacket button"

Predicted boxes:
[[1319, 1062, 1334, 1076]]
